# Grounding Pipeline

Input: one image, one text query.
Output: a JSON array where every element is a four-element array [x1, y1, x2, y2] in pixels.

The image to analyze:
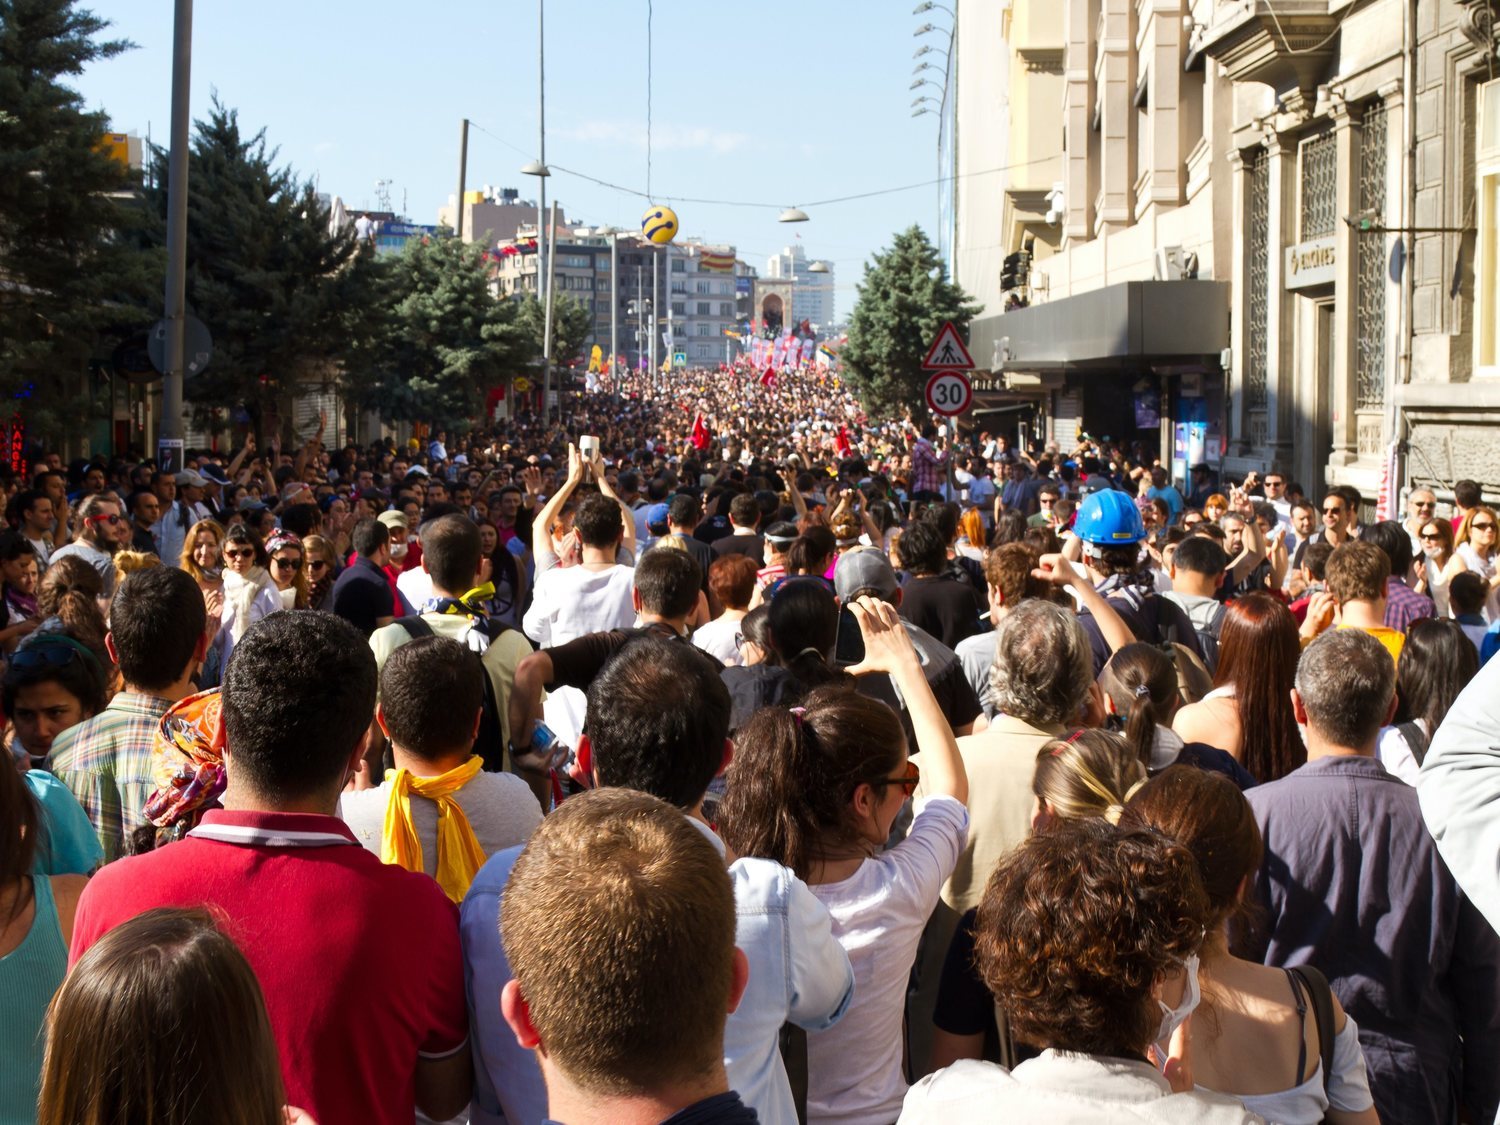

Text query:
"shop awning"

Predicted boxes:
[[969, 280, 1230, 374]]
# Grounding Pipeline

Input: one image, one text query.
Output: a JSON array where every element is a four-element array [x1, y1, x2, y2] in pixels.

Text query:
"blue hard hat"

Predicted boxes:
[[1074, 488, 1146, 545]]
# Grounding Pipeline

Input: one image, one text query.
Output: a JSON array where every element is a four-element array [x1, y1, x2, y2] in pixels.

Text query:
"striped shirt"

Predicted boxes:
[[47, 692, 175, 865]]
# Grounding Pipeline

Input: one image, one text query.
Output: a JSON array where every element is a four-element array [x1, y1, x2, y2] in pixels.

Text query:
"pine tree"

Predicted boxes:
[[515, 292, 593, 366], [345, 232, 531, 429], [142, 99, 378, 436], [841, 226, 980, 420], [0, 0, 158, 438]]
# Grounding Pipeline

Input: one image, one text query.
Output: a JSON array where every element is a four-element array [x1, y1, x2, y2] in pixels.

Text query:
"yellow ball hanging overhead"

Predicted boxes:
[[641, 205, 679, 244]]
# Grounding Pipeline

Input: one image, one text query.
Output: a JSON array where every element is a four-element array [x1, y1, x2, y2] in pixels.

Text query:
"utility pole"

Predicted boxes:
[[650, 246, 659, 390], [455, 118, 469, 240], [609, 231, 619, 389], [159, 0, 193, 468], [542, 200, 558, 418]]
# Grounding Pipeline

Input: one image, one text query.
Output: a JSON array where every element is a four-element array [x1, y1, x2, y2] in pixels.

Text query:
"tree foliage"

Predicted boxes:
[[0, 0, 158, 436], [139, 99, 380, 432], [344, 232, 531, 429], [840, 225, 980, 420], [515, 292, 592, 367]]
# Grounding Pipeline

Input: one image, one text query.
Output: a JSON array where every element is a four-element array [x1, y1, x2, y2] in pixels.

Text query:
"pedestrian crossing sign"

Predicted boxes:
[[921, 322, 975, 370]]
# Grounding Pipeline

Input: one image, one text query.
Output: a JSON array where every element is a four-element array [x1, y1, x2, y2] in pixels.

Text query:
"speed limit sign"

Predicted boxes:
[[925, 369, 972, 416]]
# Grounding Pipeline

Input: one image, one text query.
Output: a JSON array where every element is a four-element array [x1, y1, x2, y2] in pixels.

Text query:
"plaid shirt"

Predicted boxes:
[[47, 691, 174, 865], [910, 438, 948, 496], [1385, 576, 1436, 635]]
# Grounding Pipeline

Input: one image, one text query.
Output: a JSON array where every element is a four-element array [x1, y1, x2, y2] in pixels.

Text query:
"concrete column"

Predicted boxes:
[[1265, 131, 1295, 466], [1227, 147, 1250, 454], [1063, 0, 1096, 241], [1330, 100, 1359, 467], [1098, 0, 1134, 231]]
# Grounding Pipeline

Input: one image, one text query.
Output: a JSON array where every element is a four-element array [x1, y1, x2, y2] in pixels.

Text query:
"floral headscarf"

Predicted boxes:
[[143, 688, 227, 845]]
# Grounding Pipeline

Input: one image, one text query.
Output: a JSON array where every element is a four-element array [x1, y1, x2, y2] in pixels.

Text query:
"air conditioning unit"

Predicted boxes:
[[1154, 245, 1186, 281]]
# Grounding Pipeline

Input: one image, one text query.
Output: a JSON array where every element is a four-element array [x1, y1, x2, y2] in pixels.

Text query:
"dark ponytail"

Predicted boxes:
[[720, 684, 907, 880], [1099, 643, 1179, 772]]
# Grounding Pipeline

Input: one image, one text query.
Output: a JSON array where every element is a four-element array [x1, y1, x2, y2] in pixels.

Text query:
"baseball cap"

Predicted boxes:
[[377, 510, 409, 531], [198, 463, 230, 485], [175, 470, 207, 489], [834, 548, 900, 603], [281, 481, 313, 504], [645, 503, 670, 534], [237, 496, 269, 513]]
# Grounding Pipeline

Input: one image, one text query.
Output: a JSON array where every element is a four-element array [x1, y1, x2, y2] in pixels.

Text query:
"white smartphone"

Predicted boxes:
[[580, 435, 600, 460]]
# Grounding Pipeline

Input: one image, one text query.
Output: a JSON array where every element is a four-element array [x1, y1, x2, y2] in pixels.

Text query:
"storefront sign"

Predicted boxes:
[[1285, 236, 1337, 290]]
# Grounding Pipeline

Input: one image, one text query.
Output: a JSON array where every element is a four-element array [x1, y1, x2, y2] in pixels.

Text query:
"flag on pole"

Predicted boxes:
[[691, 413, 712, 451], [759, 365, 778, 388]]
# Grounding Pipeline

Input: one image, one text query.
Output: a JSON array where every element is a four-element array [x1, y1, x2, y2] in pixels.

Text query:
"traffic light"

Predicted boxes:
[[1000, 250, 1030, 293]]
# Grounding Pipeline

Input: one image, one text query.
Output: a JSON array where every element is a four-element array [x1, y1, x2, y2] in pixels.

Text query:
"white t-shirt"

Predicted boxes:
[[521, 563, 637, 649], [339, 770, 542, 876], [1377, 720, 1427, 786], [808, 795, 969, 1125], [693, 614, 744, 666]]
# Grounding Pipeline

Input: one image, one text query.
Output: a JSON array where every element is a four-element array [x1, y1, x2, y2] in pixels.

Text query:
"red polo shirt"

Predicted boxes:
[[70, 810, 468, 1125]]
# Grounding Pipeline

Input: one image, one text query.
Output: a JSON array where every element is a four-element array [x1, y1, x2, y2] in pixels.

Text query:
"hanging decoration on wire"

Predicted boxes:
[[642, 205, 678, 244]]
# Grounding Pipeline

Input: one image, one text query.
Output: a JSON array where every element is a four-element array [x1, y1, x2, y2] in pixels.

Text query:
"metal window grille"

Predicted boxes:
[[1301, 132, 1337, 238], [1247, 148, 1270, 410], [1356, 102, 1388, 410]]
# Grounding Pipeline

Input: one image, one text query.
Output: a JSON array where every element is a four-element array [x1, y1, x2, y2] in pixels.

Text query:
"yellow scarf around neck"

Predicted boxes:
[[380, 755, 486, 902]]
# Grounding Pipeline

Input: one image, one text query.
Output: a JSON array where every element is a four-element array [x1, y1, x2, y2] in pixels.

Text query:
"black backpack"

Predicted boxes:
[[395, 614, 514, 772]]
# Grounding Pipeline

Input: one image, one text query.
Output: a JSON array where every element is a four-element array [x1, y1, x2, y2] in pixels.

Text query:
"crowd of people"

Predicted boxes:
[[3, 362, 1500, 1125]]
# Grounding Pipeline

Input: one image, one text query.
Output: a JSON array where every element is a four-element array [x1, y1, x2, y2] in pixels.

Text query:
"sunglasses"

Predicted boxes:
[[308, 560, 329, 572], [1413, 501, 1435, 509], [1322, 507, 1344, 515], [10, 642, 84, 670], [1474, 522, 1497, 531], [878, 759, 921, 798], [271, 556, 302, 571], [224, 547, 255, 560], [1264, 479, 1285, 488], [86, 513, 123, 525], [1421, 531, 1443, 540]]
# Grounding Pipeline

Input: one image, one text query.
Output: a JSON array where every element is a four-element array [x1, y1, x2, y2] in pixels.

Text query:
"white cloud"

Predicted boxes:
[[556, 119, 748, 155]]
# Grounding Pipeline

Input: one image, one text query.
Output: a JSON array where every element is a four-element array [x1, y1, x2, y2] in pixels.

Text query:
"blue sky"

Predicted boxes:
[[74, 0, 955, 321]]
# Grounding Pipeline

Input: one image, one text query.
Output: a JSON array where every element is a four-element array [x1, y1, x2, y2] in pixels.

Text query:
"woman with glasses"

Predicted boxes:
[[1414, 517, 1456, 616], [217, 524, 281, 675], [180, 520, 227, 685], [720, 598, 969, 1125], [1449, 505, 1500, 621], [2, 629, 108, 770], [265, 532, 310, 611], [301, 535, 339, 611], [1122, 768, 1378, 1124]]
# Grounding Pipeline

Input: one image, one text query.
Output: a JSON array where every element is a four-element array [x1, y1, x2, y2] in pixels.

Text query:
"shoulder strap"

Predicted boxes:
[[1289, 964, 1337, 1096], [778, 1023, 809, 1125], [395, 616, 435, 640], [1397, 720, 1429, 767]]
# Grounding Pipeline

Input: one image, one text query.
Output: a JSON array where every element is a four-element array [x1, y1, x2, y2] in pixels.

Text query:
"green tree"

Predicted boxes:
[[840, 226, 980, 420], [345, 232, 531, 429], [0, 0, 159, 438], [515, 292, 593, 366], [142, 99, 380, 434]]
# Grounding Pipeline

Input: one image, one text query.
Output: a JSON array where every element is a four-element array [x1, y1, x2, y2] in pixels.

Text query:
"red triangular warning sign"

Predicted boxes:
[[921, 322, 975, 370]]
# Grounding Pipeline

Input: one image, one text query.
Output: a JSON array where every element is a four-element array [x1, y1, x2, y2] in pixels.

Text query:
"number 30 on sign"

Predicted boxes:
[[925, 370, 972, 416]]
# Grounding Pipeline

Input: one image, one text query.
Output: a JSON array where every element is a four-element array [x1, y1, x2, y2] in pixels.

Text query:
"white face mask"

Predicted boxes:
[[390, 540, 409, 561], [1151, 953, 1201, 1070]]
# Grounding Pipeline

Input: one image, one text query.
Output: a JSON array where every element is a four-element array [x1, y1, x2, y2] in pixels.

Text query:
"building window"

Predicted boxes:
[[1247, 148, 1270, 413], [696, 281, 710, 294], [697, 323, 712, 336], [672, 302, 686, 316], [1300, 132, 1337, 239], [1478, 79, 1500, 369], [1356, 102, 1388, 410], [672, 258, 686, 273], [696, 301, 711, 315], [719, 303, 734, 317]]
